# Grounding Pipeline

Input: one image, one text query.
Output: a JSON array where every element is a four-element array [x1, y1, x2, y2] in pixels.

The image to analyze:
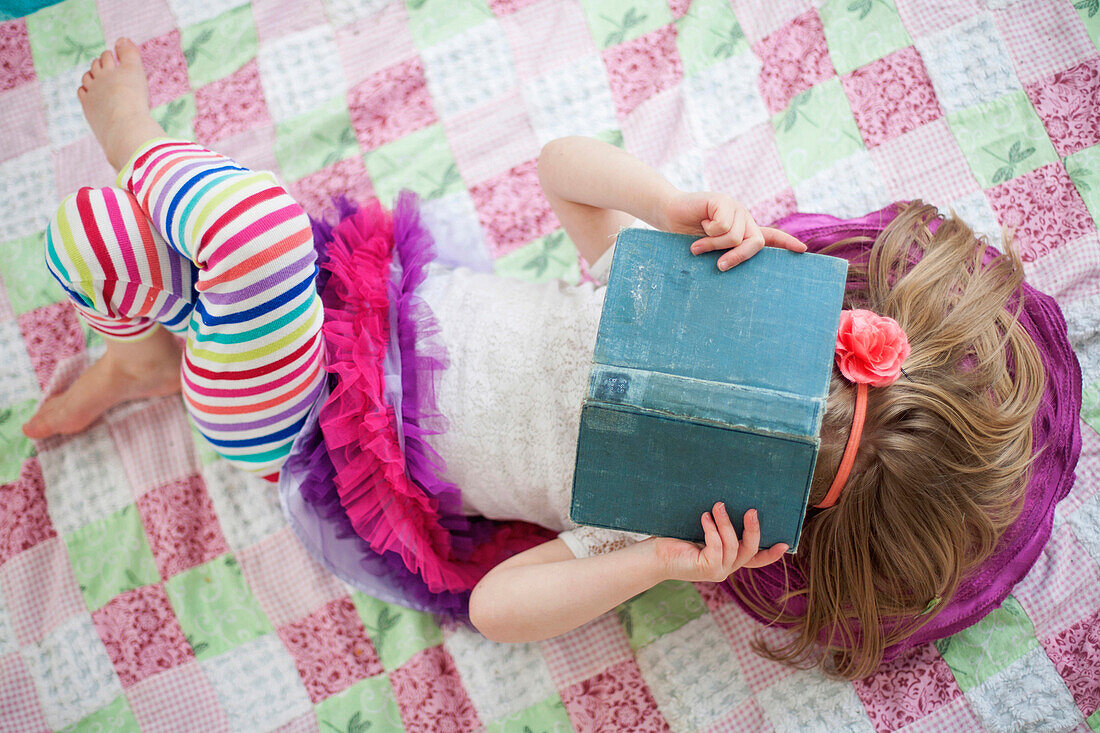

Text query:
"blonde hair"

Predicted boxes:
[[731, 201, 1045, 679]]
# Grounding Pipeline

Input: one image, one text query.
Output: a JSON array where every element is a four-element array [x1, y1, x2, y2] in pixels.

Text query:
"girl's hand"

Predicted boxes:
[[663, 191, 807, 270], [649, 503, 789, 583]]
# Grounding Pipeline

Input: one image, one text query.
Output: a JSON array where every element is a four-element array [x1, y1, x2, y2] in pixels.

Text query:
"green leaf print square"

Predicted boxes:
[[0, 400, 37, 483], [581, 0, 673, 50], [493, 230, 581, 285], [25, 0, 106, 79], [485, 694, 573, 732], [1066, 144, 1100, 221], [180, 5, 258, 89], [315, 675, 404, 733], [352, 591, 442, 671], [275, 97, 359, 182], [819, 0, 912, 75], [1075, 0, 1100, 53], [363, 124, 464, 205], [615, 580, 706, 650], [165, 554, 273, 660], [65, 504, 160, 611], [595, 128, 626, 149], [405, 0, 492, 49], [62, 694, 140, 733], [0, 232, 62, 316], [1083, 379, 1100, 435], [934, 595, 1039, 692], [772, 78, 866, 186], [947, 91, 1059, 189], [152, 95, 197, 142], [675, 0, 747, 76]]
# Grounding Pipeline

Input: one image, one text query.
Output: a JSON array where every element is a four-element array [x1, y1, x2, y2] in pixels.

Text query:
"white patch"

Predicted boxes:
[[202, 459, 287, 550], [0, 321, 40, 407], [915, 14, 1020, 114], [521, 53, 619, 146], [966, 647, 1084, 733], [42, 67, 91, 149], [757, 667, 875, 733], [947, 190, 1004, 245], [422, 20, 518, 119], [419, 191, 493, 272], [258, 26, 346, 123], [793, 150, 894, 219], [0, 147, 56, 241], [683, 52, 768, 150], [443, 626, 557, 723], [39, 424, 134, 536], [201, 634, 312, 731]]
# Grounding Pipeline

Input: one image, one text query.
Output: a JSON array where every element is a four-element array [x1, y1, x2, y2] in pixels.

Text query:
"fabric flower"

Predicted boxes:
[[835, 309, 911, 387]]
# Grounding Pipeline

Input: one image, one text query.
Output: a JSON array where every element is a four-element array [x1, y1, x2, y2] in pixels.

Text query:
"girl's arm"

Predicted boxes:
[[469, 503, 788, 643]]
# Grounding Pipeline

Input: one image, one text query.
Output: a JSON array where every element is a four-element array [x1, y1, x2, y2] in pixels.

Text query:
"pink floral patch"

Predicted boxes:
[[751, 188, 798, 227], [0, 20, 35, 92], [853, 643, 961, 731], [469, 158, 558, 256], [754, 10, 834, 115], [1042, 609, 1100, 716], [1025, 57, 1100, 158], [277, 597, 382, 703], [193, 60, 271, 146], [136, 474, 230, 579], [140, 31, 190, 108], [348, 57, 436, 152], [603, 24, 683, 118], [389, 646, 480, 732], [986, 162, 1097, 262], [0, 458, 56, 565], [841, 46, 943, 148], [289, 157, 375, 220], [18, 302, 86, 391], [561, 659, 670, 731], [694, 580, 733, 611], [92, 584, 193, 687]]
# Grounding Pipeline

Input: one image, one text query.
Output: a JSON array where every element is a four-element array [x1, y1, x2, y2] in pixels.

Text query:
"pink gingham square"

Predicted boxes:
[[1055, 425, 1100, 517], [0, 537, 84, 647], [620, 86, 691, 171], [289, 157, 375, 220], [709, 602, 798, 695], [445, 90, 540, 186], [986, 162, 1097, 262], [136, 474, 230, 579], [106, 398, 199, 498], [140, 31, 190, 109], [98, 0, 176, 45], [0, 19, 36, 93], [0, 653, 49, 733], [128, 660, 230, 731], [539, 613, 633, 690], [730, 0, 812, 46], [842, 46, 944, 149], [560, 658, 671, 732], [91, 583, 193, 688], [469, 158, 558, 256], [705, 123, 789, 206], [252, 0, 327, 42], [753, 10, 834, 115], [501, 0, 597, 79], [853, 643, 962, 732], [869, 117, 980, 203], [893, 0, 982, 39], [212, 123, 281, 176], [348, 57, 437, 152], [1025, 58, 1100, 158], [0, 458, 56, 566], [193, 60, 272, 147], [991, 0, 1096, 84], [389, 645, 480, 732], [0, 82, 48, 164], [237, 526, 345, 629], [52, 136, 117, 201], [703, 697, 774, 733], [603, 24, 683, 118], [1013, 523, 1100, 640], [18, 303, 85, 393], [335, 3, 416, 86]]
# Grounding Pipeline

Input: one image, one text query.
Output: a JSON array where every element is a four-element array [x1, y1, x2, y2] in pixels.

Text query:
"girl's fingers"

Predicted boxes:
[[713, 503, 739, 567], [735, 509, 762, 566], [761, 227, 808, 252], [744, 543, 790, 569], [717, 238, 764, 270], [700, 511, 722, 567]]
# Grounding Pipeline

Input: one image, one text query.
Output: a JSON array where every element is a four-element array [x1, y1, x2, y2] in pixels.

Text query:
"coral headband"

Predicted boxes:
[[815, 310, 911, 509]]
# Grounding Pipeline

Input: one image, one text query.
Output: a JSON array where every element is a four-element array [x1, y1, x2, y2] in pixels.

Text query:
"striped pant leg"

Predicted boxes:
[[113, 139, 326, 478]]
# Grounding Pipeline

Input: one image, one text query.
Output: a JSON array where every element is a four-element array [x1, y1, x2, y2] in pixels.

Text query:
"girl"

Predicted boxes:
[[26, 41, 1081, 679]]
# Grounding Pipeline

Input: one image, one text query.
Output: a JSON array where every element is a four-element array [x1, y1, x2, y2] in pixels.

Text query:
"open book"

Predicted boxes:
[[570, 228, 848, 551]]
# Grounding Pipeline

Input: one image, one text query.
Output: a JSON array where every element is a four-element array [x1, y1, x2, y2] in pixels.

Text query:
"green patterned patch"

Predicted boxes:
[[0, 400, 37, 483], [1066, 144, 1100, 221], [485, 694, 573, 732], [152, 94, 197, 142], [616, 580, 706, 650], [1088, 706, 1100, 732], [275, 97, 359, 182], [165, 554, 273, 660], [819, 0, 912, 75], [405, 0, 492, 49], [947, 91, 1059, 189], [581, 0, 673, 50], [363, 124, 464, 204], [315, 675, 404, 732], [181, 4, 258, 88], [62, 694, 140, 733], [772, 77, 865, 186], [675, 0, 747, 76], [0, 232, 60, 316], [1075, 0, 1100, 53], [934, 595, 1039, 692], [594, 128, 625, 149], [493, 230, 581, 285], [1084, 380, 1100, 435], [65, 504, 160, 611], [25, 0, 105, 78], [352, 591, 442, 671]]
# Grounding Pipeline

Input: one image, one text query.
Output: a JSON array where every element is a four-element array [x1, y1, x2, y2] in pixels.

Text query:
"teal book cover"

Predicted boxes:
[[570, 228, 848, 551]]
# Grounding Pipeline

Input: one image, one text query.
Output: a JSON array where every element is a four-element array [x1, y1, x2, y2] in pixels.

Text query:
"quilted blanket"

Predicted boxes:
[[1, 0, 1098, 731]]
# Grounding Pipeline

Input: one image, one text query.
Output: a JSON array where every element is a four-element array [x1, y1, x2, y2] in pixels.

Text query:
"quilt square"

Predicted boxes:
[[702, 698, 772, 733], [65, 504, 161, 612], [819, 0, 912, 76], [501, 0, 596, 79], [98, 0, 175, 45], [65, 695, 140, 733], [106, 397, 199, 497], [41, 66, 88, 150], [757, 667, 875, 732], [179, 4, 258, 89], [0, 333, 38, 433], [258, 25, 344, 124], [539, 613, 633, 689], [193, 59, 271, 146], [581, 0, 674, 50], [0, 147, 55, 241], [708, 602, 799, 695], [947, 189, 1004, 244], [870, 117, 980, 202], [251, 0, 327, 42], [561, 658, 670, 732], [729, 0, 812, 45], [422, 19, 518, 120], [751, 189, 798, 226], [91, 583, 193, 688], [352, 591, 443, 672], [704, 123, 789, 206], [893, 0, 981, 39], [201, 633, 312, 730], [1016, 523, 1100, 643], [1, 536, 84, 646], [616, 580, 706, 651], [469, 158, 557, 256], [139, 31, 190, 109], [853, 643, 961, 732], [991, 0, 1096, 84], [24, 0, 105, 80], [52, 135, 117, 203], [1025, 58, 1100, 158], [0, 457, 55, 565], [334, 3, 416, 86], [793, 149, 894, 219], [314, 675, 404, 733], [128, 660, 228, 730], [38, 422, 132, 536], [675, 0, 748, 77], [444, 625, 556, 722], [0, 20, 36, 92], [1067, 488, 1100, 566], [986, 161, 1096, 262], [136, 474, 229, 579], [419, 191, 493, 272], [894, 694, 984, 733], [151, 93, 196, 141], [1078, 2, 1100, 54], [348, 57, 437, 152], [841, 45, 943, 149], [1067, 145, 1100, 222], [915, 14, 1019, 115], [322, 0, 393, 27], [389, 645, 480, 732], [1042, 608, 1100, 718], [447, 90, 540, 185], [935, 595, 1039, 693], [947, 90, 1059, 189], [289, 156, 375, 220], [0, 82, 48, 164], [521, 53, 618, 147], [965, 647, 1083, 732], [238, 526, 345, 629], [200, 458, 285, 550], [278, 597, 381, 703], [204, 121, 279, 174], [754, 9, 834, 116], [603, 24, 683, 118], [683, 51, 768, 150], [772, 77, 866, 187], [275, 97, 359, 182], [483, 695, 573, 732], [0, 653, 50, 732], [405, 0, 491, 49], [493, 230, 581, 285]]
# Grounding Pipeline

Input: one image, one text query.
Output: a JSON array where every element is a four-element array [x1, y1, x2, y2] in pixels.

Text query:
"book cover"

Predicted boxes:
[[570, 228, 848, 551]]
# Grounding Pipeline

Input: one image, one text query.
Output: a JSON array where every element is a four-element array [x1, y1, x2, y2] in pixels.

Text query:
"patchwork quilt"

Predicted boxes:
[[1, 0, 1099, 731]]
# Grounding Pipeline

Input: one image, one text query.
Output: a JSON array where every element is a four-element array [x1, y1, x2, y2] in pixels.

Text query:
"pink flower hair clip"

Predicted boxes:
[[815, 309, 911, 509]]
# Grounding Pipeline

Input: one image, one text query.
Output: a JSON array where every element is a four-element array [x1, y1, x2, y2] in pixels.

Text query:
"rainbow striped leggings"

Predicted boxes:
[[46, 139, 326, 480]]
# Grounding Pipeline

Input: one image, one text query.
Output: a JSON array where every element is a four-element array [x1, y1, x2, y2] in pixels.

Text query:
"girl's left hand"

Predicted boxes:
[[649, 503, 789, 583]]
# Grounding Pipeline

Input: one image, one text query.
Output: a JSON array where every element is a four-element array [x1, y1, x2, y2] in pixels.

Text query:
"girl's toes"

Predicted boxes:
[[99, 48, 116, 70], [115, 37, 140, 65], [81, 71, 93, 88], [90, 57, 101, 76]]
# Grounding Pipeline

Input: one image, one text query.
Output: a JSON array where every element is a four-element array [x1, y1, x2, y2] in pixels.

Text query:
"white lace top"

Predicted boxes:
[[417, 246, 646, 558]]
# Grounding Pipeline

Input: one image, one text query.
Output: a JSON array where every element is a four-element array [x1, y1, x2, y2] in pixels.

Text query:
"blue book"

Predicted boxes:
[[570, 228, 848, 551]]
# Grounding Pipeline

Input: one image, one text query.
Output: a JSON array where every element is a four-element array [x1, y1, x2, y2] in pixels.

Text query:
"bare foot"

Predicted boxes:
[[79, 38, 168, 171], [22, 328, 183, 440]]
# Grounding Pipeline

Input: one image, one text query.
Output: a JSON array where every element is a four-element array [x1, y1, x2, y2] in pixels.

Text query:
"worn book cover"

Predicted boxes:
[[570, 228, 848, 551]]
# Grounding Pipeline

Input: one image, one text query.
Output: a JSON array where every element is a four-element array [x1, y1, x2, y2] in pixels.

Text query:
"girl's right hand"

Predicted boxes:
[[648, 503, 789, 583]]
